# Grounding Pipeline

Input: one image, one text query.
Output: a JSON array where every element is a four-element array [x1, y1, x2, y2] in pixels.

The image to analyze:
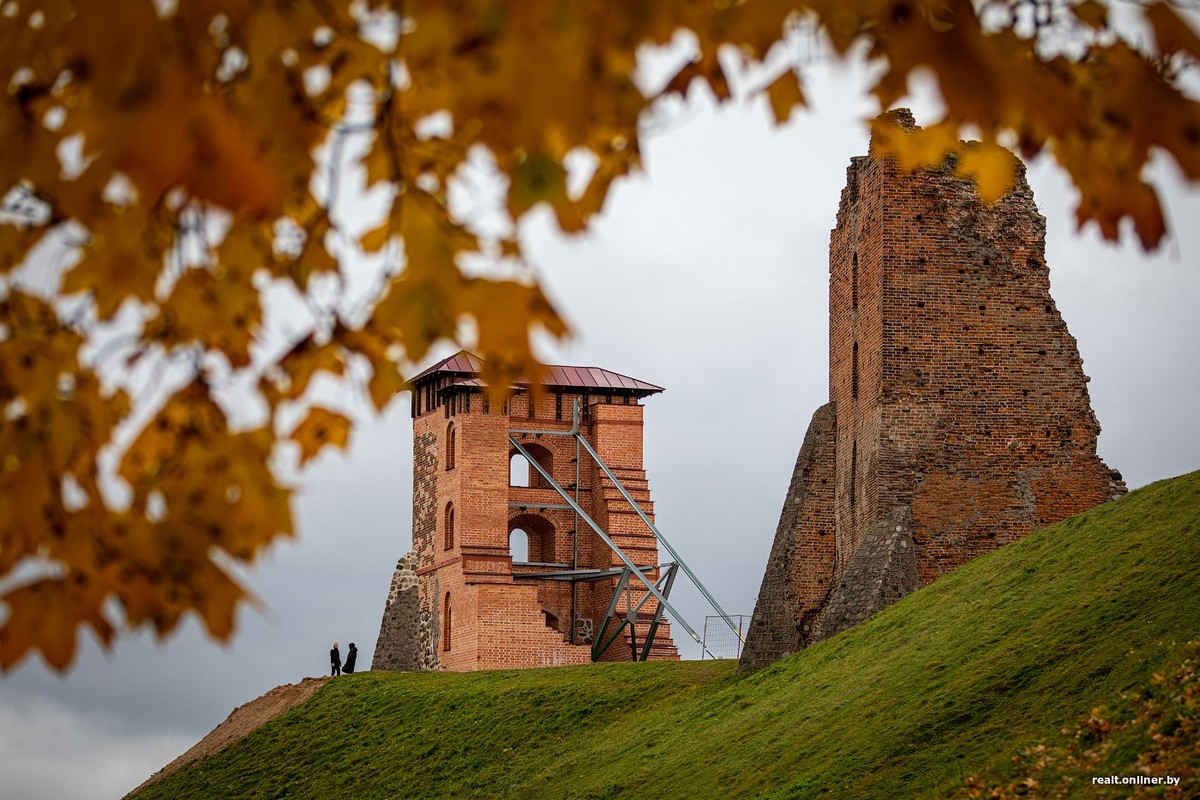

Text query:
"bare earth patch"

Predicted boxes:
[[128, 676, 328, 796]]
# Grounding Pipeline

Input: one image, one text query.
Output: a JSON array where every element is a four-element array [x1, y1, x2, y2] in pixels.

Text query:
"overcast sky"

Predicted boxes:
[[3, 44, 1199, 800]]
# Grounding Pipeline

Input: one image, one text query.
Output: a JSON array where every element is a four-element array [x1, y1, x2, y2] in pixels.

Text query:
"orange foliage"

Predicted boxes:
[[1, 0, 1197, 669]]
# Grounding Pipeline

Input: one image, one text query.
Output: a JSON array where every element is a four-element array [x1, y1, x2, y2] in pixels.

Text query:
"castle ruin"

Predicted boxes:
[[739, 112, 1126, 671], [373, 352, 679, 671]]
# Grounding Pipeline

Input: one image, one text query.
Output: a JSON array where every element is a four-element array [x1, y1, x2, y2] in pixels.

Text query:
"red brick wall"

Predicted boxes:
[[741, 113, 1124, 670], [396, 386, 678, 671], [840, 120, 1119, 587]]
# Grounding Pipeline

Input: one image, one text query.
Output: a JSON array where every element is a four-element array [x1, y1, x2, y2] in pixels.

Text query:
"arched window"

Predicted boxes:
[[509, 528, 530, 563], [508, 443, 552, 488], [508, 513, 555, 564], [445, 422, 456, 471], [444, 503, 455, 550], [509, 453, 530, 487], [442, 592, 452, 651]]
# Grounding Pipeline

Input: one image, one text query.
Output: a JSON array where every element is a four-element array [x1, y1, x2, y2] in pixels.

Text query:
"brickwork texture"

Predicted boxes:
[[740, 111, 1125, 671], [374, 361, 678, 671]]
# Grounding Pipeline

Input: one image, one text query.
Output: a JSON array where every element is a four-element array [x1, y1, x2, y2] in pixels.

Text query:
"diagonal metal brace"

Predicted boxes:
[[508, 436, 702, 644], [574, 433, 744, 643]]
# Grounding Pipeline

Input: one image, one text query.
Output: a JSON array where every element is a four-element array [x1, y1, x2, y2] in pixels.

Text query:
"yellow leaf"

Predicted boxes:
[[955, 141, 1018, 204], [508, 154, 569, 221], [368, 359, 407, 412], [360, 216, 394, 254], [281, 217, 339, 291], [1146, 2, 1200, 60], [290, 406, 352, 467], [270, 337, 347, 405], [150, 265, 262, 367], [872, 115, 959, 173], [119, 380, 229, 494], [659, 57, 730, 103], [464, 278, 569, 404], [765, 69, 806, 125], [332, 324, 408, 412], [114, 513, 252, 640], [216, 221, 274, 278], [0, 578, 114, 671], [1072, 1, 1108, 30], [62, 205, 171, 320], [0, 223, 43, 275]]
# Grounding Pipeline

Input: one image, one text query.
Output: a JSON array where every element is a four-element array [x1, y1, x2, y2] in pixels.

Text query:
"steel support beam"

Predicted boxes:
[[573, 433, 744, 643], [640, 563, 678, 661], [509, 436, 702, 645], [508, 502, 575, 511]]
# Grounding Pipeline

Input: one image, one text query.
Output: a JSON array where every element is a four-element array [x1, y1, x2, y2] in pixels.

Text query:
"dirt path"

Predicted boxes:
[[128, 676, 328, 796]]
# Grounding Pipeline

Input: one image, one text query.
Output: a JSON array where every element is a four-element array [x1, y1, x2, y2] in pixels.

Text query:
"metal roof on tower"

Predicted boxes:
[[410, 351, 663, 396]]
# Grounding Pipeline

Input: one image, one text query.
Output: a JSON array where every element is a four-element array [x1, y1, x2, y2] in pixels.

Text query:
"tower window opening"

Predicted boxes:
[[510, 453, 530, 487], [509, 528, 530, 563], [851, 251, 859, 310], [509, 444, 552, 488], [444, 503, 455, 550], [445, 422, 457, 470], [852, 342, 859, 400], [850, 441, 858, 509], [443, 592, 452, 651]]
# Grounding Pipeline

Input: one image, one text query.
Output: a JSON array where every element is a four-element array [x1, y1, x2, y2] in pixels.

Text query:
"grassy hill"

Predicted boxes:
[[132, 471, 1200, 799]]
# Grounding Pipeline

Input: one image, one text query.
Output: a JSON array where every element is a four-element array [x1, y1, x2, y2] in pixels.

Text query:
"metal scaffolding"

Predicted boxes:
[[508, 400, 743, 660]]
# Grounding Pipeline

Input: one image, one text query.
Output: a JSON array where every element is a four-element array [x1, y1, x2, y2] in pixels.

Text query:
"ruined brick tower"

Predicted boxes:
[[739, 112, 1125, 671], [373, 352, 679, 671]]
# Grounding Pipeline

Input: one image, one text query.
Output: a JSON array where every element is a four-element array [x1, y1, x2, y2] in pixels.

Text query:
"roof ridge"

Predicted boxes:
[[410, 352, 663, 395]]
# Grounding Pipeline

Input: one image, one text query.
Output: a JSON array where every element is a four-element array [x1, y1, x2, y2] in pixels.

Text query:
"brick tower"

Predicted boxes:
[[739, 112, 1125, 671], [373, 352, 679, 671]]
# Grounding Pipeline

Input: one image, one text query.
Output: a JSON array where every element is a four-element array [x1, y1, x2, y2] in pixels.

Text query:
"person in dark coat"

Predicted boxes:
[[330, 642, 342, 676], [343, 642, 358, 674]]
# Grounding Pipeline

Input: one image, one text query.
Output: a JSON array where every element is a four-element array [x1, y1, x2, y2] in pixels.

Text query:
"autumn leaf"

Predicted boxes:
[[264, 337, 348, 407], [765, 69, 806, 125], [360, 217, 394, 254], [1072, 1, 1109, 30], [150, 265, 262, 368], [0, 223, 43, 275], [464, 278, 569, 404], [61, 204, 171, 320], [290, 406, 352, 467], [3, 0, 1200, 669], [955, 141, 1018, 204], [871, 116, 959, 172], [334, 325, 409, 412], [0, 578, 115, 671], [367, 360, 408, 412], [508, 154, 570, 224], [1145, 2, 1200, 61]]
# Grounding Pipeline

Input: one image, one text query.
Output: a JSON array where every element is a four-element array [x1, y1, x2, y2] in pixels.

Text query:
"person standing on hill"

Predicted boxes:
[[344, 643, 358, 674], [330, 642, 341, 676]]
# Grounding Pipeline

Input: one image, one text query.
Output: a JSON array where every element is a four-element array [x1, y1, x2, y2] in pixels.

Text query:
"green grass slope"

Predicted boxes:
[[133, 471, 1200, 800]]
